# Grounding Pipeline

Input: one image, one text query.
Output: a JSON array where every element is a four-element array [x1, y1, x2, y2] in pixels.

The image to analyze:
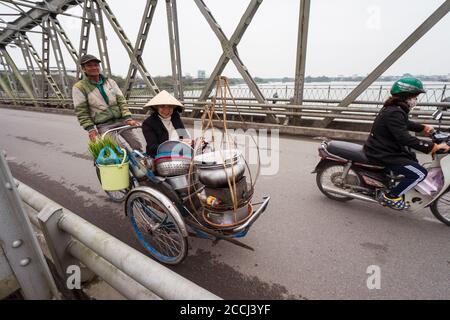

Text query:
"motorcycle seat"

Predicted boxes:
[[326, 140, 381, 166]]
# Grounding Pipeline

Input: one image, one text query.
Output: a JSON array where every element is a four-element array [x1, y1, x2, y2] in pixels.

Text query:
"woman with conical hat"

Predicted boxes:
[[142, 90, 191, 157]]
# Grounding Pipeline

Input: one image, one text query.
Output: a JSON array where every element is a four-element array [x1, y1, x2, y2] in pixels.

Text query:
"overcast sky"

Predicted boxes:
[[7, 0, 450, 78]]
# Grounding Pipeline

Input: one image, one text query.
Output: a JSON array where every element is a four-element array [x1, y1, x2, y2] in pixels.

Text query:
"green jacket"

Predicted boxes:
[[72, 75, 132, 131]]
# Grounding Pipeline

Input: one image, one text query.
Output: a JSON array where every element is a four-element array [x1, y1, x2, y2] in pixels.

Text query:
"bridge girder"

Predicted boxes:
[[0, 0, 80, 45]]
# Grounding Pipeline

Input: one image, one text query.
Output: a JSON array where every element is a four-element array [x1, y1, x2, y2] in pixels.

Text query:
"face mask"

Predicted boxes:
[[406, 97, 418, 109]]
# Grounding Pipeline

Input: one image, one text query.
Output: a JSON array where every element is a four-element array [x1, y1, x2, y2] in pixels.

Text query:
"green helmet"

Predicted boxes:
[[390, 77, 426, 95]]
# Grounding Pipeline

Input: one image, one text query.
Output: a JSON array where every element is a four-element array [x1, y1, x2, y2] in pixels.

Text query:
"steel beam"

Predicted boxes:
[[123, 0, 157, 99], [165, 0, 183, 100], [0, 0, 85, 19], [293, 0, 310, 106], [0, 0, 80, 45], [42, 22, 50, 99], [96, 0, 159, 95], [90, 0, 111, 77], [21, 33, 65, 101], [77, 0, 92, 79], [0, 71, 16, 103], [193, 0, 279, 122], [0, 49, 18, 96], [0, 151, 59, 299], [16, 33, 40, 97], [44, 16, 70, 98], [49, 15, 79, 65], [0, 246, 20, 299], [0, 46, 37, 105], [194, 0, 264, 103], [338, 0, 450, 109]]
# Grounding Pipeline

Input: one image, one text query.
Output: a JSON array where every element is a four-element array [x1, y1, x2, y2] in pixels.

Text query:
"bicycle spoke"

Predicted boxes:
[[438, 197, 450, 206], [157, 231, 182, 251], [154, 230, 182, 254], [134, 202, 154, 230], [129, 192, 186, 263], [155, 237, 177, 256], [153, 231, 178, 256]]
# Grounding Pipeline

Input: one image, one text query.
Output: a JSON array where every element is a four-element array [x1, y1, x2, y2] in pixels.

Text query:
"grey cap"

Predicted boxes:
[[80, 54, 101, 65]]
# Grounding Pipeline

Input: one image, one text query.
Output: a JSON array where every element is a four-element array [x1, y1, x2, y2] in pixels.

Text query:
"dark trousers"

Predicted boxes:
[[385, 162, 428, 197]]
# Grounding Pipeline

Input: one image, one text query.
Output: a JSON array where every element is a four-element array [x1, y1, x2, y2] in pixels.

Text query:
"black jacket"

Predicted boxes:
[[363, 103, 433, 166], [142, 111, 189, 157]]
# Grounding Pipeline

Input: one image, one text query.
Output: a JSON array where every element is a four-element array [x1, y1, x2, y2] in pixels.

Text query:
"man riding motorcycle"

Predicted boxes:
[[363, 77, 450, 210]]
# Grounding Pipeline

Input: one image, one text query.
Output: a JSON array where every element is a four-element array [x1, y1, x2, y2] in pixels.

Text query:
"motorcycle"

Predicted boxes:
[[313, 107, 450, 226]]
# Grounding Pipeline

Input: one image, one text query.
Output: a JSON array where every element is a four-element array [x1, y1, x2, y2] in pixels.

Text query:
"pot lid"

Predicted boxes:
[[156, 140, 193, 158], [194, 149, 241, 166]]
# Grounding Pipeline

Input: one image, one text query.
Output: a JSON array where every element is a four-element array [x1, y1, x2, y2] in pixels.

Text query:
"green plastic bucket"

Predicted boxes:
[[97, 148, 130, 191]]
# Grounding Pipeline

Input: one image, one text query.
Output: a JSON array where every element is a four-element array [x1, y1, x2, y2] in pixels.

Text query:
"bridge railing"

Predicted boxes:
[[2, 96, 450, 127], [0, 151, 220, 300]]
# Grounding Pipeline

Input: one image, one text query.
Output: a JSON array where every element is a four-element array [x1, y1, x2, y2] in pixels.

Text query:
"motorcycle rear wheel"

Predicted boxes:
[[316, 162, 362, 202], [429, 191, 450, 226]]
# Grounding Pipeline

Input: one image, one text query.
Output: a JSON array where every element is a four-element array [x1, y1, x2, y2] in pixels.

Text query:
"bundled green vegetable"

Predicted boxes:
[[88, 135, 121, 161]]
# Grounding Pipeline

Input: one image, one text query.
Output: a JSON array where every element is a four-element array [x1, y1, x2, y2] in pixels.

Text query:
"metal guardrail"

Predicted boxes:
[[19, 181, 221, 300], [2, 97, 450, 126], [129, 84, 450, 104], [0, 150, 220, 300]]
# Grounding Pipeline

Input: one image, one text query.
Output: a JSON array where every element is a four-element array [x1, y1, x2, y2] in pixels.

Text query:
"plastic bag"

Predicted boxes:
[[96, 146, 121, 165], [115, 146, 128, 162]]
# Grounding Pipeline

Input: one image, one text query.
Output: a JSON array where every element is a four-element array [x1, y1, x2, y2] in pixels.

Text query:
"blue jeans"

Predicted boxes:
[[385, 163, 428, 197]]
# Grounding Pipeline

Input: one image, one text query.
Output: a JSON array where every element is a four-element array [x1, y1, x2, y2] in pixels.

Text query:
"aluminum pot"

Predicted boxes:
[[204, 175, 250, 206], [164, 172, 203, 196], [202, 203, 253, 229], [154, 140, 193, 177], [155, 157, 191, 177], [194, 150, 245, 188]]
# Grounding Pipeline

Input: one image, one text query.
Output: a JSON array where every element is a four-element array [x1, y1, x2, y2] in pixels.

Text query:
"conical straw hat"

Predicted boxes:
[[143, 90, 183, 110]]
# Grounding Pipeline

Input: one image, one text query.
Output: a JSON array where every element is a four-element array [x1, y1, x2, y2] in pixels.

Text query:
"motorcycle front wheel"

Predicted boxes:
[[316, 162, 362, 202], [429, 190, 450, 226]]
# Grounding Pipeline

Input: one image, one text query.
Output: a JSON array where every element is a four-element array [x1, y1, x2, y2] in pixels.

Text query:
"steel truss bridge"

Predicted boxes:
[[0, 0, 450, 129]]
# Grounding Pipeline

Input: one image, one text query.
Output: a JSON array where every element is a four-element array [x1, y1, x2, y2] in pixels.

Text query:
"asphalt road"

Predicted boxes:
[[1, 107, 449, 299]]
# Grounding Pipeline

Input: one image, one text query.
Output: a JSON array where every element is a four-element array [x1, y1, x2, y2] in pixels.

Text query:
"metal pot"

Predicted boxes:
[[155, 157, 192, 177], [204, 175, 250, 206], [155, 140, 193, 177], [164, 172, 203, 196], [194, 150, 246, 188], [202, 203, 253, 229]]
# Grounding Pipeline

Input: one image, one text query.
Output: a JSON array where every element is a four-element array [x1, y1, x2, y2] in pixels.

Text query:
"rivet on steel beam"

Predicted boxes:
[[12, 240, 23, 248], [20, 258, 31, 267]]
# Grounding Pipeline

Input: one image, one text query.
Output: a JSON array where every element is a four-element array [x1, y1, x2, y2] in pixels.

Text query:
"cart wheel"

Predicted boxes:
[[95, 165, 129, 203], [126, 188, 188, 265]]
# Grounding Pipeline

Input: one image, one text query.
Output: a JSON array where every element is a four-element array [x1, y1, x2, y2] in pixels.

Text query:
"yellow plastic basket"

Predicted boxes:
[[97, 148, 130, 191]]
